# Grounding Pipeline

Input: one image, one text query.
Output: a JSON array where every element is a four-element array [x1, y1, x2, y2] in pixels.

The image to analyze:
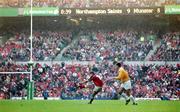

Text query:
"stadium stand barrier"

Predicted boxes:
[[11, 97, 179, 100], [16, 61, 180, 66]]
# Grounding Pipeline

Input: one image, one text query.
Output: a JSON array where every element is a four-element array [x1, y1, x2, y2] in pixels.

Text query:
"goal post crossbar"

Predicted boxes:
[[0, 72, 31, 74]]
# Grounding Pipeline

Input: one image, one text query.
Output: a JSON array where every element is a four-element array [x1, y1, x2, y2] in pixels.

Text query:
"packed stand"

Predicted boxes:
[[0, 32, 30, 61], [62, 30, 153, 61], [59, 63, 179, 99], [0, 0, 177, 8], [0, 74, 29, 99], [150, 32, 180, 61], [33, 31, 72, 61], [0, 31, 72, 61], [0, 62, 179, 100], [128, 64, 179, 98], [0, 62, 29, 72]]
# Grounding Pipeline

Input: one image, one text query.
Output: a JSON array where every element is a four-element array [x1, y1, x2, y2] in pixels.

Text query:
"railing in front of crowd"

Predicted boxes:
[[15, 61, 180, 66]]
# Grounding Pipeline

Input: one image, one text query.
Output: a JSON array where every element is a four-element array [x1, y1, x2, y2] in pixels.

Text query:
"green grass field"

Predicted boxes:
[[0, 100, 179, 112]]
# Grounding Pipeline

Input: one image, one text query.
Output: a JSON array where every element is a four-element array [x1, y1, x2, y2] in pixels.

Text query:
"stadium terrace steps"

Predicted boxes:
[[54, 36, 80, 61], [145, 40, 161, 61]]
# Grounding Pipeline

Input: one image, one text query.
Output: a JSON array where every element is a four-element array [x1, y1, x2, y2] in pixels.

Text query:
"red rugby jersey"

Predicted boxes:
[[89, 75, 103, 87]]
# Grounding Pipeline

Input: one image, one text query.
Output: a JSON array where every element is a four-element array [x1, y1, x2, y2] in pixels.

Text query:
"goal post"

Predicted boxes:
[[27, 61, 34, 100], [27, 81, 34, 100]]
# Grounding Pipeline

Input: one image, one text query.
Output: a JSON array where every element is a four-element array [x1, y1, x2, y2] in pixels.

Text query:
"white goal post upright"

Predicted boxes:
[[27, 0, 34, 100], [0, 0, 34, 99], [30, 0, 33, 82]]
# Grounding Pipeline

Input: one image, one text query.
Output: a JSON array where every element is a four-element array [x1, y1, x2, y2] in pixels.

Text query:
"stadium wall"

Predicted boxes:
[[11, 97, 179, 100], [16, 61, 180, 66]]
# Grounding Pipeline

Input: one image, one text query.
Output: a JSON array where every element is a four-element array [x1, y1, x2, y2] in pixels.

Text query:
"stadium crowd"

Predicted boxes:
[[150, 32, 180, 61], [0, 32, 30, 61], [0, 62, 179, 99], [0, 73, 29, 99], [0, 28, 179, 99], [0, 0, 177, 8], [0, 61, 29, 72], [33, 31, 72, 61], [0, 30, 179, 62], [0, 31, 72, 61], [63, 30, 153, 61]]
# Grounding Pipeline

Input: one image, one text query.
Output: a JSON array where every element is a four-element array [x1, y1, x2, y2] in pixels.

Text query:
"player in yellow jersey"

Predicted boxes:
[[113, 62, 137, 105]]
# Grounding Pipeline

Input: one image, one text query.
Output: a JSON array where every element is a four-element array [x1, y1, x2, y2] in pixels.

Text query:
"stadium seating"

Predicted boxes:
[[0, 63, 179, 99], [0, 31, 179, 62], [62, 31, 153, 61], [0, 73, 29, 99], [0, 32, 30, 61], [0, 31, 72, 61], [0, 62, 29, 72], [33, 31, 72, 61], [0, 0, 177, 8], [149, 32, 179, 61]]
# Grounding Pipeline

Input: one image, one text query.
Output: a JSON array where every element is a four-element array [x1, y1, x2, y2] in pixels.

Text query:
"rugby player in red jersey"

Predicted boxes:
[[81, 71, 103, 104]]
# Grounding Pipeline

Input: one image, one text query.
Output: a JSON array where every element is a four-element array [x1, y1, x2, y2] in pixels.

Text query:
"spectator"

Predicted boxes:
[[42, 89, 49, 100], [150, 32, 180, 61], [62, 30, 153, 61], [0, 0, 177, 8], [1, 63, 178, 99]]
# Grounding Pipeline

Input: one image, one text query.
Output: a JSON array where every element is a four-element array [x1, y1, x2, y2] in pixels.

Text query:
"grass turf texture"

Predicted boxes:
[[0, 100, 179, 112]]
